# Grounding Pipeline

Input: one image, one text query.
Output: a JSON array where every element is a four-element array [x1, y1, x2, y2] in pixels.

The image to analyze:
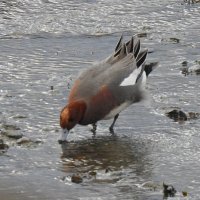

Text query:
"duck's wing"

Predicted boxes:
[[69, 36, 150, 103], [76, 37, 157, 124], [106, 35, 140, 65], [79, 48, 149, 124], [102, 47, 148, 88]]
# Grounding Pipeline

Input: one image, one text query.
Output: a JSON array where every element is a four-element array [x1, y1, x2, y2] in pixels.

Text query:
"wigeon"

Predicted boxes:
[[59, 35, 157, 142]]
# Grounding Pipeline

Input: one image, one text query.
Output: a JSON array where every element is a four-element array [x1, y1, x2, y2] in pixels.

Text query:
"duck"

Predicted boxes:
[[59, 35, 157, 142]]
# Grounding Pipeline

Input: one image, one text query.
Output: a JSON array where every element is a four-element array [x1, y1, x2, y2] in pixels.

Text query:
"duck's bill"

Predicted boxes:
[[58, 129, 69, 144]]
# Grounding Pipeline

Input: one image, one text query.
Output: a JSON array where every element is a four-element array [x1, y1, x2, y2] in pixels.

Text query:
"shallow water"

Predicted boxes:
[[0, 0, 200, 199]]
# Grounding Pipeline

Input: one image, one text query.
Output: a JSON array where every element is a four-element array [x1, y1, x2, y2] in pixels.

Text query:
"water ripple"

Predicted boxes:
[[1, 0, 200, 199]]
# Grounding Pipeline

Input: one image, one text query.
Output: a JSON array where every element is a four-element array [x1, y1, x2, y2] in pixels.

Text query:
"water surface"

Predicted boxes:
[[0, 0, 200, 199]]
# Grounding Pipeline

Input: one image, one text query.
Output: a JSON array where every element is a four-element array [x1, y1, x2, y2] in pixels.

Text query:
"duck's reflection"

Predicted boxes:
[[60, 135, 153, 179]]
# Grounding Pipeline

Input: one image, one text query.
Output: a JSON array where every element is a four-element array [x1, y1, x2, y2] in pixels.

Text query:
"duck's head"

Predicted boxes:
[[59, 100, 86, 141]]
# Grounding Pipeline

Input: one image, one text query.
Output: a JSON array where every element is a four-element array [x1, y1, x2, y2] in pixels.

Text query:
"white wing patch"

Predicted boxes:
[[120, 68, 140, 86], [137, 71, 147, 88], [120, 65, 147, 87]]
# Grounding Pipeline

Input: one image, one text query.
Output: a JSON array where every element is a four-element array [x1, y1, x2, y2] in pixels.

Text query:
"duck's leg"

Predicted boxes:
[[109, 113, 119, 133], [91, 123, 97, 134]]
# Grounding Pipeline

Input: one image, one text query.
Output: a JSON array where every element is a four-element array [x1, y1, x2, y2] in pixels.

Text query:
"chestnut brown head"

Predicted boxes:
[[60, 100, 86, 131]]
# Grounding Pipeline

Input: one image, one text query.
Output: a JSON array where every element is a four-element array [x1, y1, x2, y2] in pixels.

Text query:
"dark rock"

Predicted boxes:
[[181, 61, 188, 76], [5, 94, 13, 98], [194, 68, 200, 75], [189, 64, 200, 75], [16, 137, 32, 145], [182, 191, 188, 197], [2, 130, 23, 139], [184, 0, 200, 4], [58, 140, 68, 145], [89, 171, 97, 177], [105, 167, 112, 173], [181, 67, 189, 76], [1, 124, 23, 139], [188, 112, 199, 119], [166, 110, 199, 122], [163, 183, 176, 198], [141, 181, 161, 191], [137, 32, 147, 38], [195, 60, 200, 65], [142, 26, 152, 31], [0, 139, 9, 152], [166, 110, 187, 122], [2, 124, 20, 131], [182, 61, 200, 75], [16, 137, 43, 147], [12, 115, 27, 119], [169, 37, 180, 43], [71, 174, 83, 184], [182, 61, 188, 66]]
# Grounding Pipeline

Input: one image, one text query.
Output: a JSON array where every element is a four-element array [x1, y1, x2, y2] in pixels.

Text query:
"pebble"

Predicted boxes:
[[188, 112, 199, 119], [141, 181, 161, 191], [169, 37, 180, 43], [182, 191, 188, 197], [71, 174, 83, 184], [137, 32, 147, 38], [16, 137, 32, 145], [2, 130, 23, 139], [16, 137, 43, 147], [1, 124, 23, 139], [163, 183, 176, 198], [0, 139, 9, 152], [182, 61, 188, 66], [89, 171, 97, 177]]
